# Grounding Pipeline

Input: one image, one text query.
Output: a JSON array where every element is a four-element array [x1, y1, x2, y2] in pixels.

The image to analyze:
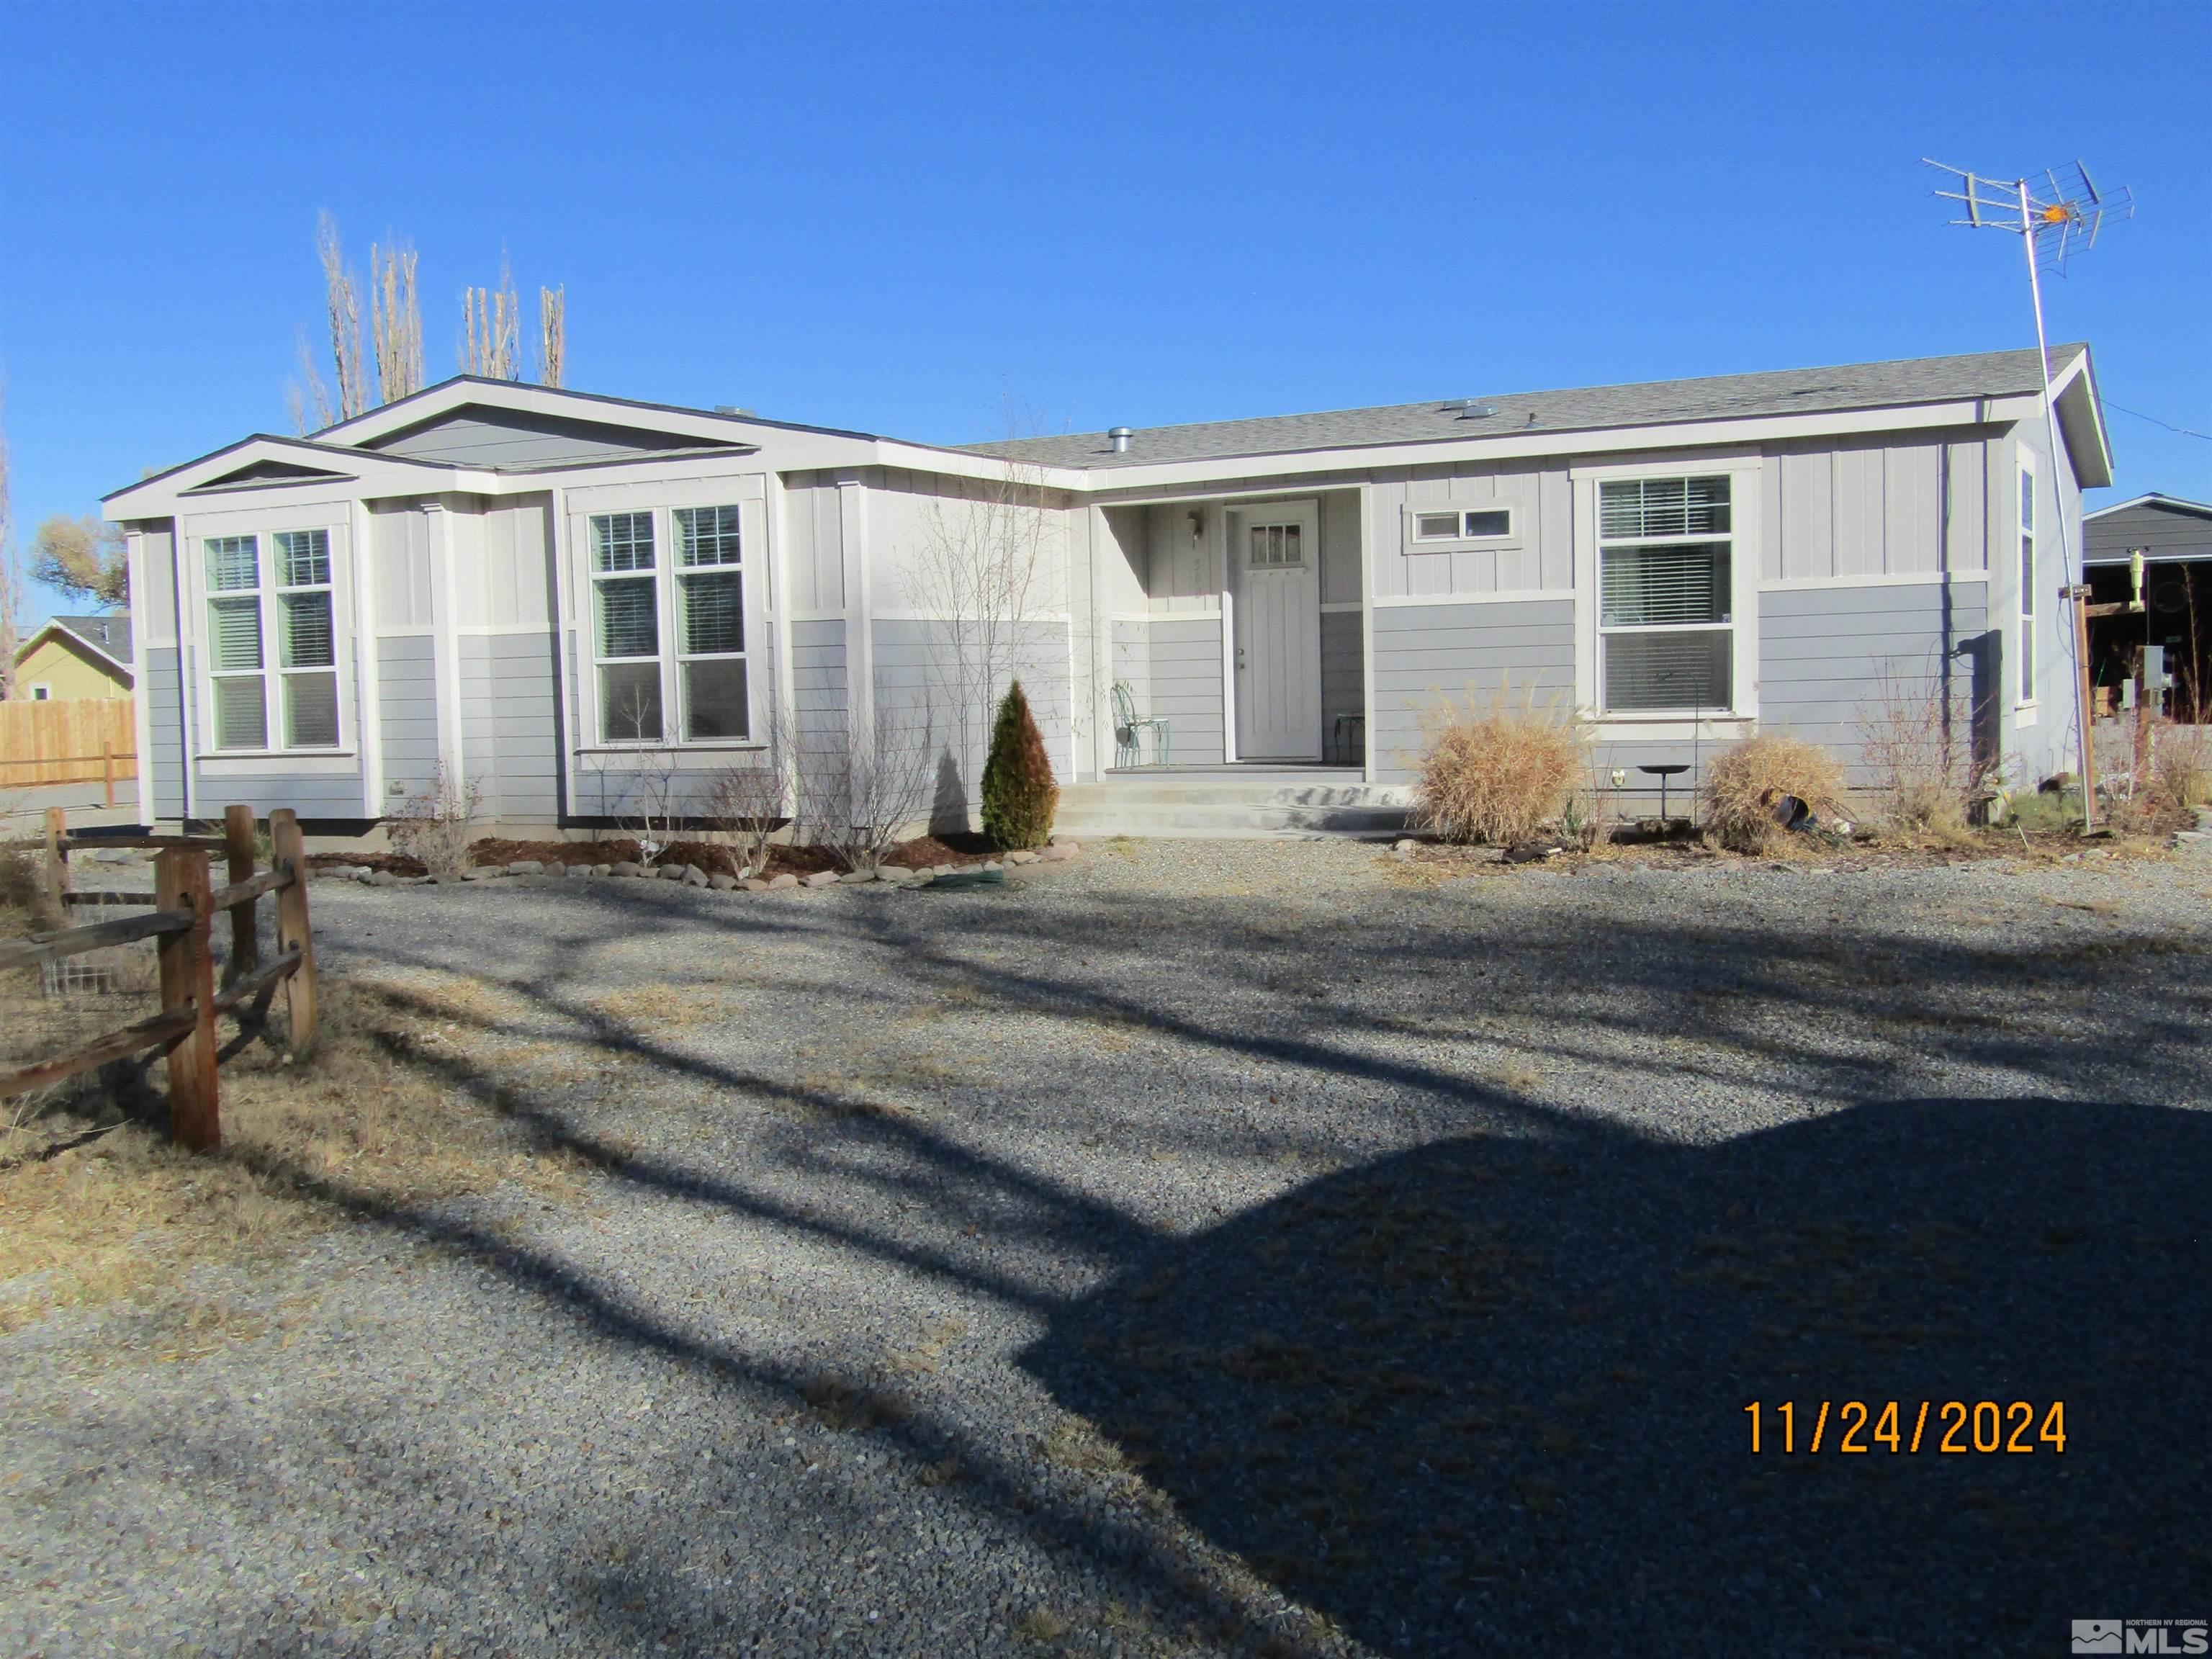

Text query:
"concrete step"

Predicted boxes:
[[1056, 776, 1413, 839]]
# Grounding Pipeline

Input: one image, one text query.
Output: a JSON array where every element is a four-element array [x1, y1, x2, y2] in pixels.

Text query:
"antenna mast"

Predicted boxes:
[[1923, 158, 2133, 830]]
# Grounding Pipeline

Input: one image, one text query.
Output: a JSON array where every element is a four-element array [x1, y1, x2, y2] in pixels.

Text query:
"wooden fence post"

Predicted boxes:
[[222, 804, 260, 986], [155, 846, 220, 1151], [42, 806, 71, 922], [103, 745, 116, 809], [270, 809, 318, 1059]]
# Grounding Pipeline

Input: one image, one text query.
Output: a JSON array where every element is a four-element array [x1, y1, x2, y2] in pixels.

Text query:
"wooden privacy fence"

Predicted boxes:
[[0, 698, 138, 799], [0, 804, 317, 1151]]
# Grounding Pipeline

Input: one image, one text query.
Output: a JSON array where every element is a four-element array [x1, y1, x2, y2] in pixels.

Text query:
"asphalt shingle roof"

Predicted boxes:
[[52, 613, 133, 663], [963, 346, 2085, 470]]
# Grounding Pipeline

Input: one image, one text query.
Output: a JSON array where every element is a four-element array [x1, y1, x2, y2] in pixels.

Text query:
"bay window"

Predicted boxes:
[[1599, 475, 1734, 714], [590, 505, 750, 745]]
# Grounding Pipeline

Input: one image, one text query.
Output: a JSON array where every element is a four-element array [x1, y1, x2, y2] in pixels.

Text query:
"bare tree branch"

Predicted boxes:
[[317, 212, 368, 421], [539, 286, 565, 389], [371, 240, 424, 405]]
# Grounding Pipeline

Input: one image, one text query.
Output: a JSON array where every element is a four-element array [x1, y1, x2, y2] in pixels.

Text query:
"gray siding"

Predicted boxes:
[[192, 770, 367, 820], [2085, 500, 2212, 563], [1757, 580, 1993, 787], [1371, 600, 1575, 781], [869, 620, 1071, 825], [462, 632, 562, 822], [377, 635, 441, 799], [1148, 617, 1226, 766], [145, 645, 187, 819], [1321, 611, 1365, 764], [371, 408, 711, 468]]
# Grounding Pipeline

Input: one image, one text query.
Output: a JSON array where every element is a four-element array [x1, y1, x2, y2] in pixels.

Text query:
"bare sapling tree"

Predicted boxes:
[[371, 240, 424, 404], [1856, 657, 1993, 834], [539, 286, 566, 388], [30, 516, 128, 608], [463, 258, 523, 380], [904, 457, 1057, 800], [794, 704, 938, 874], [583, 683, 682, 865], [385, 762, 482, 876]]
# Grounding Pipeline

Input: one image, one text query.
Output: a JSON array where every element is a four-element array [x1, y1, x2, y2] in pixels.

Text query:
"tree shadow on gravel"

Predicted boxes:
[[1022, 1096, 2211, 1658]]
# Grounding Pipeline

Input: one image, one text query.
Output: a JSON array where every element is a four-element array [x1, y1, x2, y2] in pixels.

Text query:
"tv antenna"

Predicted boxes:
[[1923, 158, 2134, 829]]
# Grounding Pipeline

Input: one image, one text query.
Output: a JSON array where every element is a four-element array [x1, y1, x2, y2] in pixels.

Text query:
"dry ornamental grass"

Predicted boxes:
[[1701, 732, 1850, 853], [1413, 687, 1588, 845]]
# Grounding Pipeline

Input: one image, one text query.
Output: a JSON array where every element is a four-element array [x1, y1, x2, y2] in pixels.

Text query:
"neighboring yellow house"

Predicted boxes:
[[14, 615, 134, 701]]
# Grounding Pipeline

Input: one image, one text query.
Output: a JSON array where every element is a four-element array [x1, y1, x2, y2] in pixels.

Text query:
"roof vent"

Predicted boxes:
[[1455, 402, 1497, 420], [715, 405, 756, 417], [1108, 426, 1134, 453]]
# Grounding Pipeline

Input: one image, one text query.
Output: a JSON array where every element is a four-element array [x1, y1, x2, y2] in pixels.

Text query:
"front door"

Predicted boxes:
[[1231, 503, 1322, 760]]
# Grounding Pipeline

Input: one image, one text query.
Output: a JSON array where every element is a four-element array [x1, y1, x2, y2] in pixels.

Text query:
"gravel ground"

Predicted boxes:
[[4, 838, 2209, 1658]]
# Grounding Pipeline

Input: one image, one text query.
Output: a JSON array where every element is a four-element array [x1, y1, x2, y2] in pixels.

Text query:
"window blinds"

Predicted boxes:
[[680, 571, 742, 656], [1599, 476, 1731, 540], [596, 577, 659, 659], [1603, 631, 1732, 712], [276, 530, 331, 588], [1601, 544, 1731, 627], [206, 537, 258, 591], [592, 512, 655, 572], [208, 597, 263, 670], [676, 505, 742, 567]]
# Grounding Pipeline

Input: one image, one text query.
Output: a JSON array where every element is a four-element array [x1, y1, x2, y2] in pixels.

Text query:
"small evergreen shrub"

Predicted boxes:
[[979, 680, 1058, 850]]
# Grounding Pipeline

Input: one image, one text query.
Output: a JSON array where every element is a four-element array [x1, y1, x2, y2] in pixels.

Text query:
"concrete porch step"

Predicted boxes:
[[1056, 775, 1414, 840]]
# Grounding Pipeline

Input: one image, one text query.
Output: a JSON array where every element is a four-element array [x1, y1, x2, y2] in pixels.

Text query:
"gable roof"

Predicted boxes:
[[2082, 493, 2212, 564], [17, 613, 134, 676], [966, 344, 2098, 472], [2085, 493, 2212, 523]]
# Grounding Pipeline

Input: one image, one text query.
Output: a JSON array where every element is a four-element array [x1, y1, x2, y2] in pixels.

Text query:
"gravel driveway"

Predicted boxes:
[[6, 840, 2209, 1658]]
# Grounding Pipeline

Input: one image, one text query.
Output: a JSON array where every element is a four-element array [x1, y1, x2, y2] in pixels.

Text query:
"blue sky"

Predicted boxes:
[[2, 0, 2206, 626]]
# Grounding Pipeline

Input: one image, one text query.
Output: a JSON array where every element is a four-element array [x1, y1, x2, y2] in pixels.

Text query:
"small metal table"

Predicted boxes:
[[1637, 763, 1691, 822]]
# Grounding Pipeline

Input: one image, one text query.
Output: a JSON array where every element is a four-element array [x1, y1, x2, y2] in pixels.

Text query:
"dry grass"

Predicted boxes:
[[1701, 732, 1850, 854], [0, 976, 585, 1335], [1413, 684, 1588, 845]]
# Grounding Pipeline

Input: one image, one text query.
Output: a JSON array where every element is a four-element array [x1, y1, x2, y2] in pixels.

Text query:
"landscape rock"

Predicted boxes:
[[592, 863, 613, 877], [709, 873, 739, 891], [801, 871, 840, 889], [461, 866, 496, 881], [840, 869, 876, 884], [1006, 850, 1040, 866], [659, 864, 686, 880], [506, 860, 544, 876], [1394, 838, 1419, 853], [611, 861, 643, 878], [683, 867, 710, 887], [365, 870, 400, 887], [982, 860, 1004, 873], [767, 873, 799, 890], [739, 878, 771, 893], [1036, 844, 1074, 863]]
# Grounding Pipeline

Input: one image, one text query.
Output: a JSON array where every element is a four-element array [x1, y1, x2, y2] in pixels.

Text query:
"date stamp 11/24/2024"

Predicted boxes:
[[1743, 1399, 2067, 1455]]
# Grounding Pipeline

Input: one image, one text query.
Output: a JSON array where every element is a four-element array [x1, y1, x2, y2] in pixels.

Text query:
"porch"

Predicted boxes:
[[1056, 765, 1411, 840], [1093, 490, 1367, 782]]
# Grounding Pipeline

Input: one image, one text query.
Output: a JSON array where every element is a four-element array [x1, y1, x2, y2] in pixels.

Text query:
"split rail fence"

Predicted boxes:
[[0, 804, 317, 1151]]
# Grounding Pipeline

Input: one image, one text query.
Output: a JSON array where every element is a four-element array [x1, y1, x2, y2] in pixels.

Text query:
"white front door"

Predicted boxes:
[[1231, 503, 1322, 760]]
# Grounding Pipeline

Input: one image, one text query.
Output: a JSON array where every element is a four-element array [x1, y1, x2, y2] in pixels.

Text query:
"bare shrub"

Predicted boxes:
[[1413, 684, 1587, 845], [1701, 732, 1849, 854], [2147, 719, 2211, 816], [794, 711, 938, 873], [1857, 660, 1990, 835], [385, 763, 481, 876], [700, 747, 790, 879]]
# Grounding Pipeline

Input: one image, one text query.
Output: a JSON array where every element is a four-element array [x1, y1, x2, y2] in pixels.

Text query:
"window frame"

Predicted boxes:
[[1594, 474, 1737, 718], [274, 529, 341, 749], [579, 500, 758, 750]]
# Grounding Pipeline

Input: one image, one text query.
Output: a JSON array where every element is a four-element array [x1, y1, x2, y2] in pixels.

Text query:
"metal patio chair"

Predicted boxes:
[[1111, 680, 1170, 768]]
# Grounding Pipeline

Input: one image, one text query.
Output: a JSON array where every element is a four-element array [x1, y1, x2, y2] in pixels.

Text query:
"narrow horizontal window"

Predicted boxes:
[[1599, 475, 1730, 540], [1249, 523, 1303, 566], [1413, 511, 1460, 541], [1462, 509, 1512, 539]]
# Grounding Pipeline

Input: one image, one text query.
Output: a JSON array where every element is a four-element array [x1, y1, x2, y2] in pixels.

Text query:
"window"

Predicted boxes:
[[204, 530, 341, 751], [276, 531, 338, 747], [1248, 523, 1303, 567], [675, 505, 747, 740], [206, 535, 267, 749], [1598, 475, 1733, 713], [590, 505, 750, 744], [30, 684, 51, 701], [2018, 467, 2036, 702], [1411, 507, 1516, 542]]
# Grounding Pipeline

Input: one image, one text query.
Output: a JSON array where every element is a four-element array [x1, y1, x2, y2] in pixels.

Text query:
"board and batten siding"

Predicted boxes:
[[780, 473, 848, 616], [1370, 599, 1575, 781], [1763, 433, 1990, 583], [1321, 611, 1364, 763], [1366, 462, 1575, 601]]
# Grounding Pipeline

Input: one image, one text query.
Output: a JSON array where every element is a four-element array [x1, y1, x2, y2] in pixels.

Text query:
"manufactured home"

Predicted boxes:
[[102, 343, 2110, 837]]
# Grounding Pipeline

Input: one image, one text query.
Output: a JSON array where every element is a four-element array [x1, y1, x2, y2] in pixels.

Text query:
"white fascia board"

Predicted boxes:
[[2085, 493, 2212, 521], [1061, 397, 2033, 498], [2045, 351, 2114, 489], [104, 436, 494, 518]]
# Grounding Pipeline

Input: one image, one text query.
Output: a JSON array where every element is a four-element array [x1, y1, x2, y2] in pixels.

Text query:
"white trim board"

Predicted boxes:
[[1757, 571, 1989, 593], [1372, 589, 1573, 609]]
